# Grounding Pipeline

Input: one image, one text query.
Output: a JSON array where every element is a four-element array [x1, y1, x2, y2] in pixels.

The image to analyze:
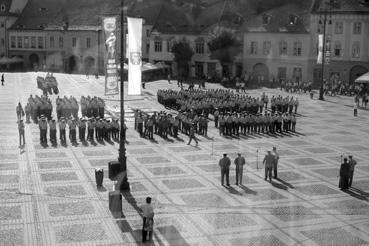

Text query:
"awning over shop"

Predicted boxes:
[[355, 72, 369, 83], [0, 57, 12, 64]]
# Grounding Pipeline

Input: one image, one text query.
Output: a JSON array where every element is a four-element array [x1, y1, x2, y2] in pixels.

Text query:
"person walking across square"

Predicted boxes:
[[187, 124, 198, 146], [18, 120, 25, 147], [263, 151, 274, 182], [140, 197, 154, 243], [272, 146, 280, 179], [219, 153, 231, 186], [234, 153, 245, 185], [348, 155, 357, 187]]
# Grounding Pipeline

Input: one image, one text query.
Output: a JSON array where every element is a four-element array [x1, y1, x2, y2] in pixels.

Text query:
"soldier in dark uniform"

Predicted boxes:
[[59, 117, 67, 144], [49, 119, 57, 145]]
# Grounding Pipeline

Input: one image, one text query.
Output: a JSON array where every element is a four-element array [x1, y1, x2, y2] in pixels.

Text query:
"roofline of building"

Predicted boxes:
[[311, 10, 369, 15]]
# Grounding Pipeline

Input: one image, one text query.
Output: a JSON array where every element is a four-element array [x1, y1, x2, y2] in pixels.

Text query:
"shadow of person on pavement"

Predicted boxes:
[[271, 180, 288, 190], [275, 178, 295, 189], [239, 185, 258, 195], [224, 185, 243, 196], [344, 187, 369, 202]]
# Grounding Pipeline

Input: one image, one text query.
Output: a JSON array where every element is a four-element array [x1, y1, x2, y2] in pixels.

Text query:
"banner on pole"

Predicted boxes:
[[127, 17, 143, 95], [317, 34, 323, 64], [103, 17, 119, 95]]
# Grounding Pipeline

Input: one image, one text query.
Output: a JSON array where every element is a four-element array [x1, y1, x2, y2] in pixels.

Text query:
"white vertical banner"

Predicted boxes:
[[317, 34, 323, 64], [127, 17, 143, 95]]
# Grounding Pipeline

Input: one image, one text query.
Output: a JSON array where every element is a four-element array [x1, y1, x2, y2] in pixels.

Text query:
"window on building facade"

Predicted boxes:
[[334, 41, 342, 57], [50, 37, 54, 48], [195, 62, 204, 78], [167, 40, 172, 52], [38, 37, 43, 49], [293, 67, 302, 82], [86, 37, 91, 48], [146, 43, 150, 53], [1, 38, 4, 47], [207, 62, 216, 76], [353, 22, 362, 34], [17, 37, 22, 48], [1, 23, 4, 28], [279, 41, 287, 55], [195, 41, 204, 54], [263, 41, 271, 55], [352, 42, 360, 58], [10, 36, 16, 48], [0, 4, 5, 12], [278, 67, 287, 80], [250, 41, 257, 55], [24, 37, 29, 48], [72, 37, 77, 47], [31, 37, 36, 48], [154, 41, 162, 52], [293, 41, 302, 56], [59, 37, 63, 48], [146, 29, 150, 37], [334, 22, 343, 34], [262, 14, 271, 25]]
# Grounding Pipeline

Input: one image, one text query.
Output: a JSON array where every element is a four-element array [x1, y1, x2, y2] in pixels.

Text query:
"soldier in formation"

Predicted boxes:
[[27, 95, 53, 123]]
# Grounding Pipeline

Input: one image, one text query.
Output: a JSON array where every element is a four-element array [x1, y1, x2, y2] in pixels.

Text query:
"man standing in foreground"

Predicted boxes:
[[219, 153, 231, 186], [272, 146, 280, 179], [263, 150, 274, 182], [140, 197, 154, 243], [234, 153, 246, 185], [348, 155, 357, 187]]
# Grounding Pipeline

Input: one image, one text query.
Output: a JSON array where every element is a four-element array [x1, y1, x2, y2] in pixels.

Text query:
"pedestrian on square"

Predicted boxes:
[[234, 153, 245, 185], [59, 117, 67, 144], [348, 155, 357, 187], [39, 116, 48, 144], [18, 119, 25, 147], [1, 73, 4, 86], [16, 102, 25, 121], [140, 197, 154, 243], [263, 150, 274, 182], [272, 146, 280, 179], [339, 157, 350, 190], [187, 124, 198, 146], [219, 153, 231, 186], [49, 119, 57, 145], [25, 103, 31, 123], [354, 101, 358, 117]]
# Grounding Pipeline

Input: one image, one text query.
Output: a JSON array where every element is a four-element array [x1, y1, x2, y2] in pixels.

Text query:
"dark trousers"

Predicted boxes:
[[235, 166, 243, 185], [221, 168, 230, 185], [265, 167, 272, 180], [273, 162, 278, 178], [70, 129, 76, 142], [60, 129, 66, 143], [348, 171, 354, 187], [40, 129, 47, 143], [19, 130, 25, 146], [50, 129, 57, 143], [142, 217, 153, 242]]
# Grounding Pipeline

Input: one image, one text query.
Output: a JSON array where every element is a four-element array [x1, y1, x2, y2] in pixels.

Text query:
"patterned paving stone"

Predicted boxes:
[[183, 154, 216, 162], [213, 144, 238, 151], [40, 172, 79, 182], [304, 147, 336, 154], [327, 199, 369, 215], [0, 228, 24, 246], [162, 179, 205, 190], [181, 193, 230, 208], [203, 213, 257, 229], [0, 206, 22, 220], [130, 182, 148, 192], [196, 164, 219, 172], [269, 206, 321, 222], [295, 184, 340, 196], [127, 148, 157, 154], [352, 180, 369, 191], [168, 146, 201, 152], [321, 135, 360, 143], [0, 175, 19, 184], [147, 166, 185, 176], [54, 223, 107, 243], [0, 188, 20, 201], [301, 228, 368, 246], [217, 175, 258, 185], [82, 150, 112, 156], [35, 152, 67, 159], [289, 157, 324, 166], [230, 235, 287, 246], [49, 201, 95, 217], [88, 159, 112, 167], [44, 185, 87, 197], [249, 189, 287, 201], [277, 171, 306, 181], [136, 156, 170, 164], [37, 161, 72, 170], [277, 149, 300, 156], [0, 153, 17, 160], [311, 168, 339, 178], [283, 140, 312, 146], [342, 145, 369, 152], [0, 163, 18, 171]]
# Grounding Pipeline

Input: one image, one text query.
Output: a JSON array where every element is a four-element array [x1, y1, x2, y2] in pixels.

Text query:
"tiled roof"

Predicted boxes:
[[312, 0, 369, 13]]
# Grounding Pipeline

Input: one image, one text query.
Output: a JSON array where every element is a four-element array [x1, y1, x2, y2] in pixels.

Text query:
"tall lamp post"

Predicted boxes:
[[118, 0, 129, 190], [318, 1, 333, 100]]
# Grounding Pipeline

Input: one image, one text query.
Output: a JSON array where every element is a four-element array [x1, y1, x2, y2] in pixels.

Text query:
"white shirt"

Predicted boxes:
[[141, 204, 154, 218], [272, 150, 279, 163]]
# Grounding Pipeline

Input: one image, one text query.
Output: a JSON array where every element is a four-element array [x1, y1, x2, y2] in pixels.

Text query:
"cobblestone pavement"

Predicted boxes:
[[1, 72, 369, 245]]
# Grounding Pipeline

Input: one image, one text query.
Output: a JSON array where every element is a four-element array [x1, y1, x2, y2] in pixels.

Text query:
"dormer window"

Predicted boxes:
[[233, 15, 242, 25], [262, 14, 271, 25], [39, 7, 47, 11], [0, 4, 6, 12], [289, 15, 298, 25]]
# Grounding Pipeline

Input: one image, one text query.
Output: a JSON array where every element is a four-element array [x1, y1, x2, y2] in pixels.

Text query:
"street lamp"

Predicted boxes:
[[318, 0, 334, 100], [117, 0, 130, 190]]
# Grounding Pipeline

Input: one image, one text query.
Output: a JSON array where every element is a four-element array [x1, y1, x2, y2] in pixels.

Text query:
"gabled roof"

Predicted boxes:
[[312, 0, 369, 14]]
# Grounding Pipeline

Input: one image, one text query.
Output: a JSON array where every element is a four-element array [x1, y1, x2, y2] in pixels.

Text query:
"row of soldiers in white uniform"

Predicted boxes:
[[25, 95, 53, 123], [280, 80, 313, 94], [38, 115, 121, 145], [158, 89, 299, 118]]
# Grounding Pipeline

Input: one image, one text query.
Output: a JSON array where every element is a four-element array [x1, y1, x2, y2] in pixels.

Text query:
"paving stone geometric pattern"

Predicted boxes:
[[4, 73, 369, 245], [54, 223, 107, 243], [230, 235, 287, 246], [301, 228, 368, 246]]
